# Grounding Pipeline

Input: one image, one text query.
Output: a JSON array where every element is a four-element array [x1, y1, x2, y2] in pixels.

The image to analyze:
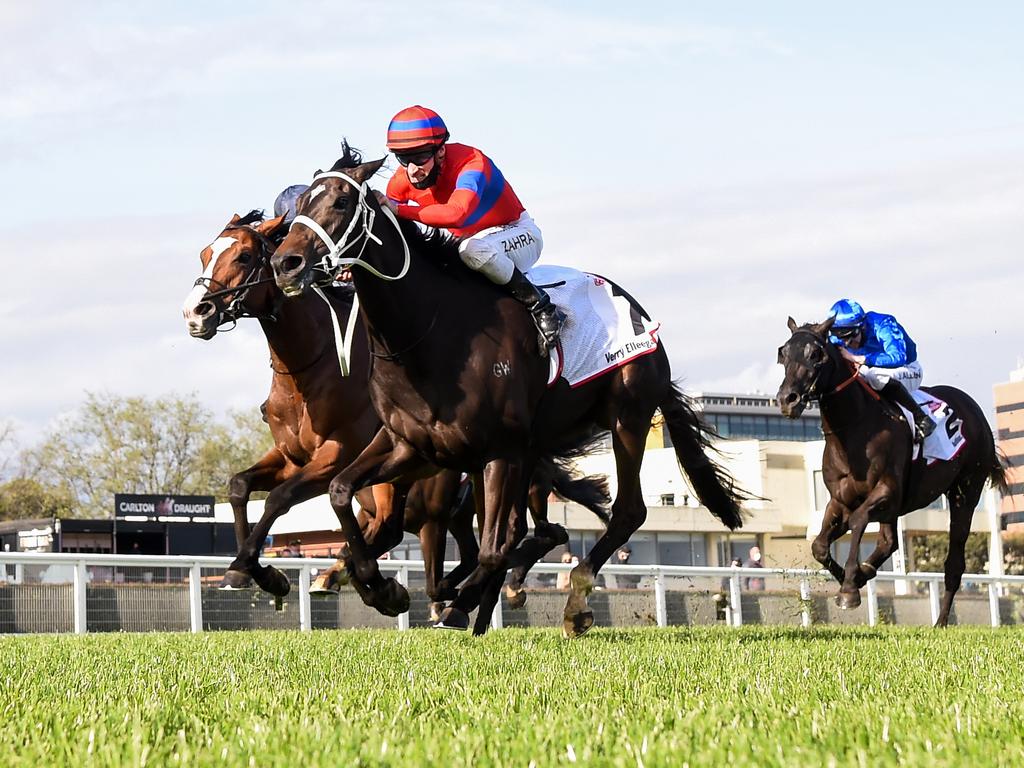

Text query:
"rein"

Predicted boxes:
[[290, 171, 412, 282]]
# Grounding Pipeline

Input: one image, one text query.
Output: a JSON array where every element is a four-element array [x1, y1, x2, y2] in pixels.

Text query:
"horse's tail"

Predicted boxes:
[[991, 447, 1011, 496], [540, 431, 612, 525], [660, 383, 750, 530]]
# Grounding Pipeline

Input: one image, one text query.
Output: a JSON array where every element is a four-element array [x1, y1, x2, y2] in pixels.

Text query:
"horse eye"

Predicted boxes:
[[237, 251, 253, 264], [332, 196, 351, 210]]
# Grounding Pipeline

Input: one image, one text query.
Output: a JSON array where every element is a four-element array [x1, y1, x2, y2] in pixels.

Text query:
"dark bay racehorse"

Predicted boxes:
[[777, 316, 1008, 625], [183, 210, 608, 619], [271, 145, 748, 635]]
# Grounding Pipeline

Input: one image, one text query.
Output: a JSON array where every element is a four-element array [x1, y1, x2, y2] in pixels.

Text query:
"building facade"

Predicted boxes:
[[994, 362, 1024, 527]]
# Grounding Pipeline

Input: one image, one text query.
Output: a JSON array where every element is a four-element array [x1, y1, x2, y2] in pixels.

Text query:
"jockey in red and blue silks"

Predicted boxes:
[[373, 105, 564, 355], [828, 298, 936, 439]]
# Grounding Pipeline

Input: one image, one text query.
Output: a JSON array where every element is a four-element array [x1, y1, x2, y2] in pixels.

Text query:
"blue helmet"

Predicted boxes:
[[829, 298, 866, 329], [273, 184, 310, 224]]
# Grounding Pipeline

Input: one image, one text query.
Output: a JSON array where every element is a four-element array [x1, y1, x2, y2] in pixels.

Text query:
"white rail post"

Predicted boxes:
[[729, 570, 743, 627], [989, 581, 1001, 628], [396, 565, 410, 631], [73, 560, 88, 635], [654, 568, 667, 627], [490, 569, 504, 631], [866, 578, 878, 627], [799, 578, 812, 628], [188, 563, 203, 633], [928, 579, 941, 625], [298, 565, 311, 632]]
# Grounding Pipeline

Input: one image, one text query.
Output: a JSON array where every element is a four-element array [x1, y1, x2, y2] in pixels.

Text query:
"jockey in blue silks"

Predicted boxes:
[[828, 299, 936, 440]]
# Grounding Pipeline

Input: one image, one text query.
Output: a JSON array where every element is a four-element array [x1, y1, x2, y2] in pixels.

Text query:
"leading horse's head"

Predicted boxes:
[[182, 211, 288, 339], [776, 315, 837, 418], [272, 142, 385, 297]]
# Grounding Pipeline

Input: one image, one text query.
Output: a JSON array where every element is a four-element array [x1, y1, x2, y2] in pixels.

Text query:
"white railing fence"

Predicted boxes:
[[2, 552, 1022, 634]]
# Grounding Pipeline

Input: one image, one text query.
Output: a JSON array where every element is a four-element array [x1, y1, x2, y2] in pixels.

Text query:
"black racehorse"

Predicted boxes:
[[182, 208, 609, 620], [777, 316, 1008, 625], [270, 144, 749, 636]]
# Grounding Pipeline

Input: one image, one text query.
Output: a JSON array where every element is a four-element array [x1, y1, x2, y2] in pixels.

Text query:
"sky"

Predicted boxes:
[[2, 1, 1023, 448]]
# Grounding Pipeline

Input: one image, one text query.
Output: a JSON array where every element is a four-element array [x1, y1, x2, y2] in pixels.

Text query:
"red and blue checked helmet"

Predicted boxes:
[[829, 298, 866, 329], [386, 105, 449, 152]]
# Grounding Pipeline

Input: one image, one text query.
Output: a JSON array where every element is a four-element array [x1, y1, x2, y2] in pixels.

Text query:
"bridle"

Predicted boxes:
[[782, 329, 880, 406], [192, 227, 281, 329], [288, 169, 442, 364], [290, 171, 411, 282]]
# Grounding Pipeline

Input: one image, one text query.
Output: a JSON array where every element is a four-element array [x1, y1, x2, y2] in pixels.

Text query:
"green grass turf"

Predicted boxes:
[[1, 626, 1022, 767]]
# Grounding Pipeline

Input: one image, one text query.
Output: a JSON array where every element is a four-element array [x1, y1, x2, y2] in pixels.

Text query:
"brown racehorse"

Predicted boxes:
[[271, 145, 748, 635], [183, 210, 609, 619], [777, 316, 1009, 625]]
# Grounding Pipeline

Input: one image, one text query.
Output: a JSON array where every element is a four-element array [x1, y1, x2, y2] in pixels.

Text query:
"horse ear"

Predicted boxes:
[[787, 316, 798, 333], [351, 157, 387, 183], [257, 214, 288, 237], [816, 315, 836, 336], [228, 213, 241, 225]]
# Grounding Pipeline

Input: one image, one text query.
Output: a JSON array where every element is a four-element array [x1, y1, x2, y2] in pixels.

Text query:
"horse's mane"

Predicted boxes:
[[227, 209, 265, 229], [329, 140, 363, 171]]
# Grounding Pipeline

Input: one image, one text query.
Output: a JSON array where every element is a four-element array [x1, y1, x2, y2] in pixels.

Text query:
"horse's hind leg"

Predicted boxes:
[[566, 408, 653, 638], [937, 478, 985, 627], [506, 471, 569, 609]]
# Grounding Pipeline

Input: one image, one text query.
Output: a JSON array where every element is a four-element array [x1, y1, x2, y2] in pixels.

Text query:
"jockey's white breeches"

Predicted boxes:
[[858, 360, 923, 392], [457, 212, 543, 285]]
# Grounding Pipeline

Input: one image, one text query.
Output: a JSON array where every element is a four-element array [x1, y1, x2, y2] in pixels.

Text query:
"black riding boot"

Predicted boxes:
[[880, 380, 936, 440], [504, 268, 565, 356]]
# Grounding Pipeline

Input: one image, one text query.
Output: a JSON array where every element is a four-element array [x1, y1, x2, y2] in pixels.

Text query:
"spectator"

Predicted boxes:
[[611, 545, 640, 589], [715, 557, 744, 620], [556, 551, 578, 590], [279, 547, 293, 559], [743, 546, 766, 591]]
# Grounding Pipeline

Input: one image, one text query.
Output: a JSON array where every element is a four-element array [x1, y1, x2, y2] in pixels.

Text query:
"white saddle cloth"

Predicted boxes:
[[526, 265, 661, 388], [896, 390, 967, 464]]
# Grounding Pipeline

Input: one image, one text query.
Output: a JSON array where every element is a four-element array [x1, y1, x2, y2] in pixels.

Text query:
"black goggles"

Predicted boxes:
[[395, 148, 438, 167], [834, 326, 862, 341]]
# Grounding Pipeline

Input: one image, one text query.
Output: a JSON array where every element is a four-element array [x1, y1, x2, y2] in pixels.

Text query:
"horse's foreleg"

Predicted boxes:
[[853, 521, 899, 588], [439, 458, 528, 632], [436, 480, 480, 602], [227, 448, 291, 554], [838, 487, 895, 609], [328, 431, 427, 617], [810, 500, 851, 585], [224, 448, 342, 595]]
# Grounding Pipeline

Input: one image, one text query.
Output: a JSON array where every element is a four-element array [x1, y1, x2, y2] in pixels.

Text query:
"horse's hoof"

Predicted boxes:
[[505, 585, 528, 609], [562, 610, 595, 639], [309, 569, 344, 597], [253, 565, 291, 597], [219, 569, 253, 590], [435, 606, 470, 630], [428, 602, 446, 623], [836, 591, 861, 610], [371, 577, 410, 618]]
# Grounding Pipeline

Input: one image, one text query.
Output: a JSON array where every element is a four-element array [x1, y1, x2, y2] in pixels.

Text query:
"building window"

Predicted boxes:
[[660, 493, 675, 506], [657, 533, 707, 566]]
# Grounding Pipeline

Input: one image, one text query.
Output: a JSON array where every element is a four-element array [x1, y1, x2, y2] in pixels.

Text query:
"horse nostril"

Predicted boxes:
[[782, 391, 799, 407], [195, 301, 215, 319], [278, 253, 305, 277]]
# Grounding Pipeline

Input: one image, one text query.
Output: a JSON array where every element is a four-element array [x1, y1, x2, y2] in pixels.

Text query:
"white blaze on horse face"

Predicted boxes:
[[182, 236, 237, 319]]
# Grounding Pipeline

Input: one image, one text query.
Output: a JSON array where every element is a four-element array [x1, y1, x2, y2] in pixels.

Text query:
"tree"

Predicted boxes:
[[0, 420, 16, 481], [21, 392, 273, 518], [0, 478, 74, 521], [912, 532, 990, 575]]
